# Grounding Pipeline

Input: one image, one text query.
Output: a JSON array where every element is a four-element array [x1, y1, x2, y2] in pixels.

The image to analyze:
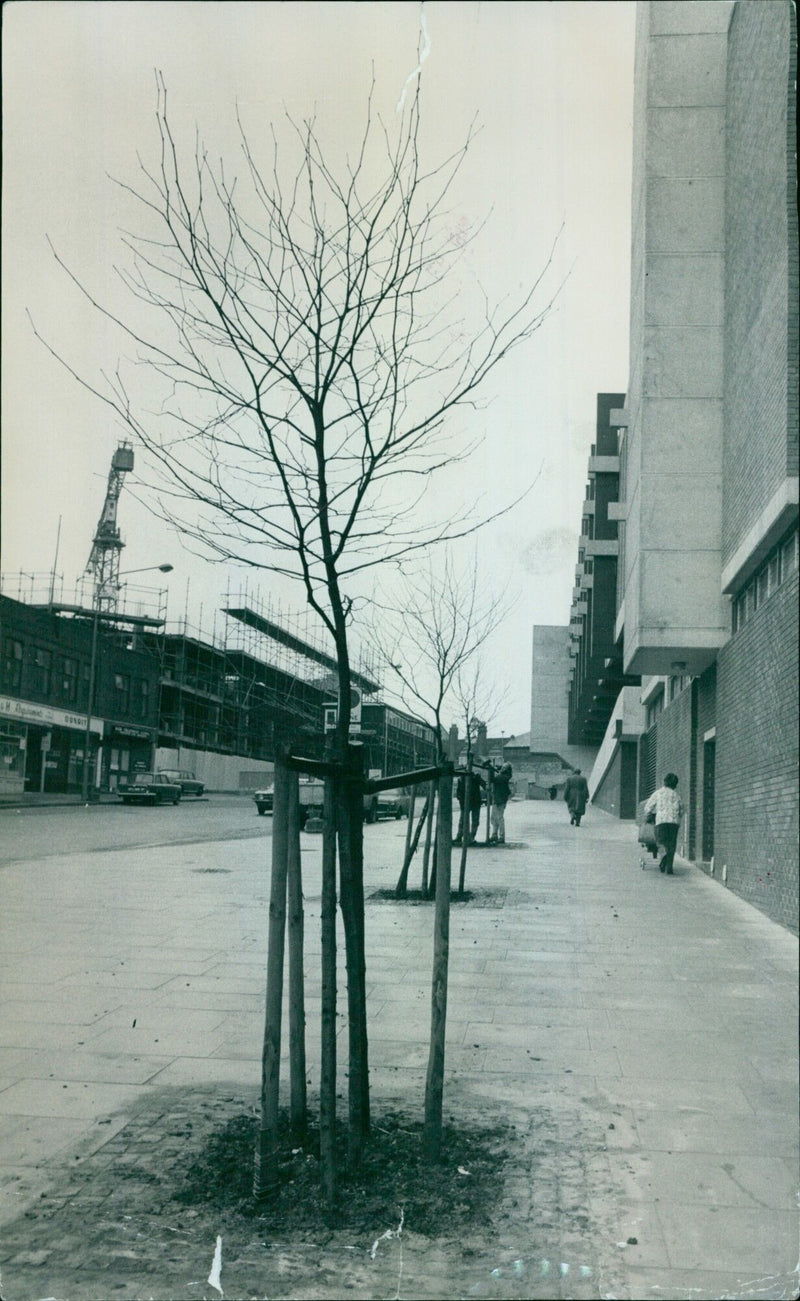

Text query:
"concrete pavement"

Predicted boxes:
[[0, 798, 797, 1299]]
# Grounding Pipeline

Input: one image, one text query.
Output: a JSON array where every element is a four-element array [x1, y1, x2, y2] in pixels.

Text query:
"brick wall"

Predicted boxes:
[[723, 0, 798, 560], [715, 572, 799, 932], [693, 663, 718, 861]]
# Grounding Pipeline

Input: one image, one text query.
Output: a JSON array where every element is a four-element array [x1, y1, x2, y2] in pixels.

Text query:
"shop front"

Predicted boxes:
[[0, 694, 103, 795], [103, 724, 156, 790]]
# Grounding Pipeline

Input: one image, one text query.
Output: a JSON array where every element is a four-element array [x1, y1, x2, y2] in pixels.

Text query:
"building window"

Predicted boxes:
[[667, 674, 691, 703], [646, 690, 664, 728], [137, 678, 150, 719], [61, 658, 78, 701], [31, 647, 52, 695], [114, 673, 130, 714], [732, 526, 799, 633], [2, 639, 23, 691]]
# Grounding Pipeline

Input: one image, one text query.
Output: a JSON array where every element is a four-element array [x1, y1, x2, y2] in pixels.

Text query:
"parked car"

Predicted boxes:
[[254, 786, 274, 816], [158, 768, 205, 797], [364, 788, 409, 822], [118, 773, 182, 805], [255, 778, 322, 824]]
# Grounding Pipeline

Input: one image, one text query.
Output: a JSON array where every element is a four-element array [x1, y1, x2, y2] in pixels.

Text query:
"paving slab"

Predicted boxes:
[[0, 798, 797, 1299]]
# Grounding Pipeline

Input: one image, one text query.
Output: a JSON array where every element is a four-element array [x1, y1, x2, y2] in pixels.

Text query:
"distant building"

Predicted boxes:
[[0, 587, 434, 795], [0, 593, 159, 795]]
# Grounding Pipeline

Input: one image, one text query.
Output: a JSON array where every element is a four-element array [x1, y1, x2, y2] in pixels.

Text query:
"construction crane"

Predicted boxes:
[[85, 441, 135, 613]]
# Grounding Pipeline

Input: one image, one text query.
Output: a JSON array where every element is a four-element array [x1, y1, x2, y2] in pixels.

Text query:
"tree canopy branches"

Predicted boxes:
[[36, 73, 560, 652]]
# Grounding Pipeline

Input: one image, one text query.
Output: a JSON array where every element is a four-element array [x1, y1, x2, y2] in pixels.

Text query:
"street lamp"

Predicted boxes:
[[81, 563, 173, 804]]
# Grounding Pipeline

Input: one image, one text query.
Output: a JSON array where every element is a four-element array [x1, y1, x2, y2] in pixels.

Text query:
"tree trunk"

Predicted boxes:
[[395, 790, 429, 899], [424, 766, 453, 1160], [286, 769, 307, 1139], [254, 756, 290, 1197], [336, 743, 370, 1165], [421, 780, 435, 895], [320, 770, 337, 1207], [398, 785, 417, 888]]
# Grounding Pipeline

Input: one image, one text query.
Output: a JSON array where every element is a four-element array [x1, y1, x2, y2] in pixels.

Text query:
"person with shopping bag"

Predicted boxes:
[[642, 773, 685, 875]]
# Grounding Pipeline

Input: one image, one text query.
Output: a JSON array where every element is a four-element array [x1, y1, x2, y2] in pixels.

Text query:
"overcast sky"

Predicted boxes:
[[1, 1, 635, 736]]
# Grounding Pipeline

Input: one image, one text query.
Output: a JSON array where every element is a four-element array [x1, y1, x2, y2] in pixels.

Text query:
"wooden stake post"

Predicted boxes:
[[457, 758, 472, 894], [421, 780, 435, 895], [424, 765, 453, 1159], [286, 770, 307, 1138], [320, 769, 337, 1206], [254, 757, 290, 1197]]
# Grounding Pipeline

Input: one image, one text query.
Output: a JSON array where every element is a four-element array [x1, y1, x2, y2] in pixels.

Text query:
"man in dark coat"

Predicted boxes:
[[563, 770, 590, 826]]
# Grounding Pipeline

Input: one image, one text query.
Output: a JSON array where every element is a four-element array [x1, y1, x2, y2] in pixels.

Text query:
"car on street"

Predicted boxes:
[[363, 788, 409, 822], [254, 786, 274, 816], [158, 768, 205, 797], [118, 773, 182, 805]]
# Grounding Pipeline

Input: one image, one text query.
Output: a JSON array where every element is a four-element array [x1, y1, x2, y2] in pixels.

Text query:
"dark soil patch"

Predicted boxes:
[[175, 1106, 515, 1237], [369, 887, 509, 907]]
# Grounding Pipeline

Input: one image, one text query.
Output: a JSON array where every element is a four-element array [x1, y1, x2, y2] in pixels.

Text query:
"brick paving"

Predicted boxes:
[[0, 799, 797, 1299]]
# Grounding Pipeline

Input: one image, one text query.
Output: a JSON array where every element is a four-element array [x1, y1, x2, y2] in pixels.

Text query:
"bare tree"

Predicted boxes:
[[36, 75, 559, 1170], [372, 549, 512, 889], [452, 660, 511, 885]]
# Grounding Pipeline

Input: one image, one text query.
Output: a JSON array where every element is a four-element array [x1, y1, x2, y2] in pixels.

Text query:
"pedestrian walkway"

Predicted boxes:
[[0, 800, 797, 1299]]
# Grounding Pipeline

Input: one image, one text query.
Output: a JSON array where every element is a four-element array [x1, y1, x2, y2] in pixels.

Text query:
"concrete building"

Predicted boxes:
[[596, 0, 798, 931]]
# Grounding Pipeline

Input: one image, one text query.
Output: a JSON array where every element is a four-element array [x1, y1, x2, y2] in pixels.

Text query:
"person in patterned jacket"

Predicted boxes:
[[643, 773, 685, 875]]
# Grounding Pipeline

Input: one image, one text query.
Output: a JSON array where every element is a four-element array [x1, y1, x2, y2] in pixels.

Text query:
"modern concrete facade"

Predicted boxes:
[[603, 0, 798, 931], [536, 1, 797, 930], [529, 624, 598, 778], [618, 0, 731, 679]]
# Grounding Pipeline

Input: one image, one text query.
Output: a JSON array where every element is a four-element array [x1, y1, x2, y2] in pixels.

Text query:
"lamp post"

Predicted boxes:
[[81, 563, 173, 804]]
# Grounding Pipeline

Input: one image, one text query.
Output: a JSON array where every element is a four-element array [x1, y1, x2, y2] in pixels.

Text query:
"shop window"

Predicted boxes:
[[2, 639, 23, 691], [114, 673, 130, 713], [0, 718, 26, 787], [31, 647, 52, 695], [61, 658, 78, 701]]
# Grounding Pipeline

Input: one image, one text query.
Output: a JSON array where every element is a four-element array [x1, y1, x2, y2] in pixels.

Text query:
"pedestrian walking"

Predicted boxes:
[[487, 761, 513, 844], [454, 768, 485, 845], [563, 769, 590, 826], [642, 772, 685, 874]]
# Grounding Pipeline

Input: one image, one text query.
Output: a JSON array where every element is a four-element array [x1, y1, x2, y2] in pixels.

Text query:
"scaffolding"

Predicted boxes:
[[1, 568, 391, 766]]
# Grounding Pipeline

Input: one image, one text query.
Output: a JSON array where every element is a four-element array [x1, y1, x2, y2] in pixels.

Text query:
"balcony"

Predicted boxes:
[[582, 538, 619, 557], [587, 455, 620, 476]]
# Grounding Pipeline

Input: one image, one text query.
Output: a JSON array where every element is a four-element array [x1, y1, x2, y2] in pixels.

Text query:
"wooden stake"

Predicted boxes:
[[424, 765, 453, 1160], [421, 780, 435, 895], [320, 770, 337, 1206], [254, 757, 289, 1197], [394, 790, 429, 899], [287, 769, 307, 1139], [458, 758, 472, 894]]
